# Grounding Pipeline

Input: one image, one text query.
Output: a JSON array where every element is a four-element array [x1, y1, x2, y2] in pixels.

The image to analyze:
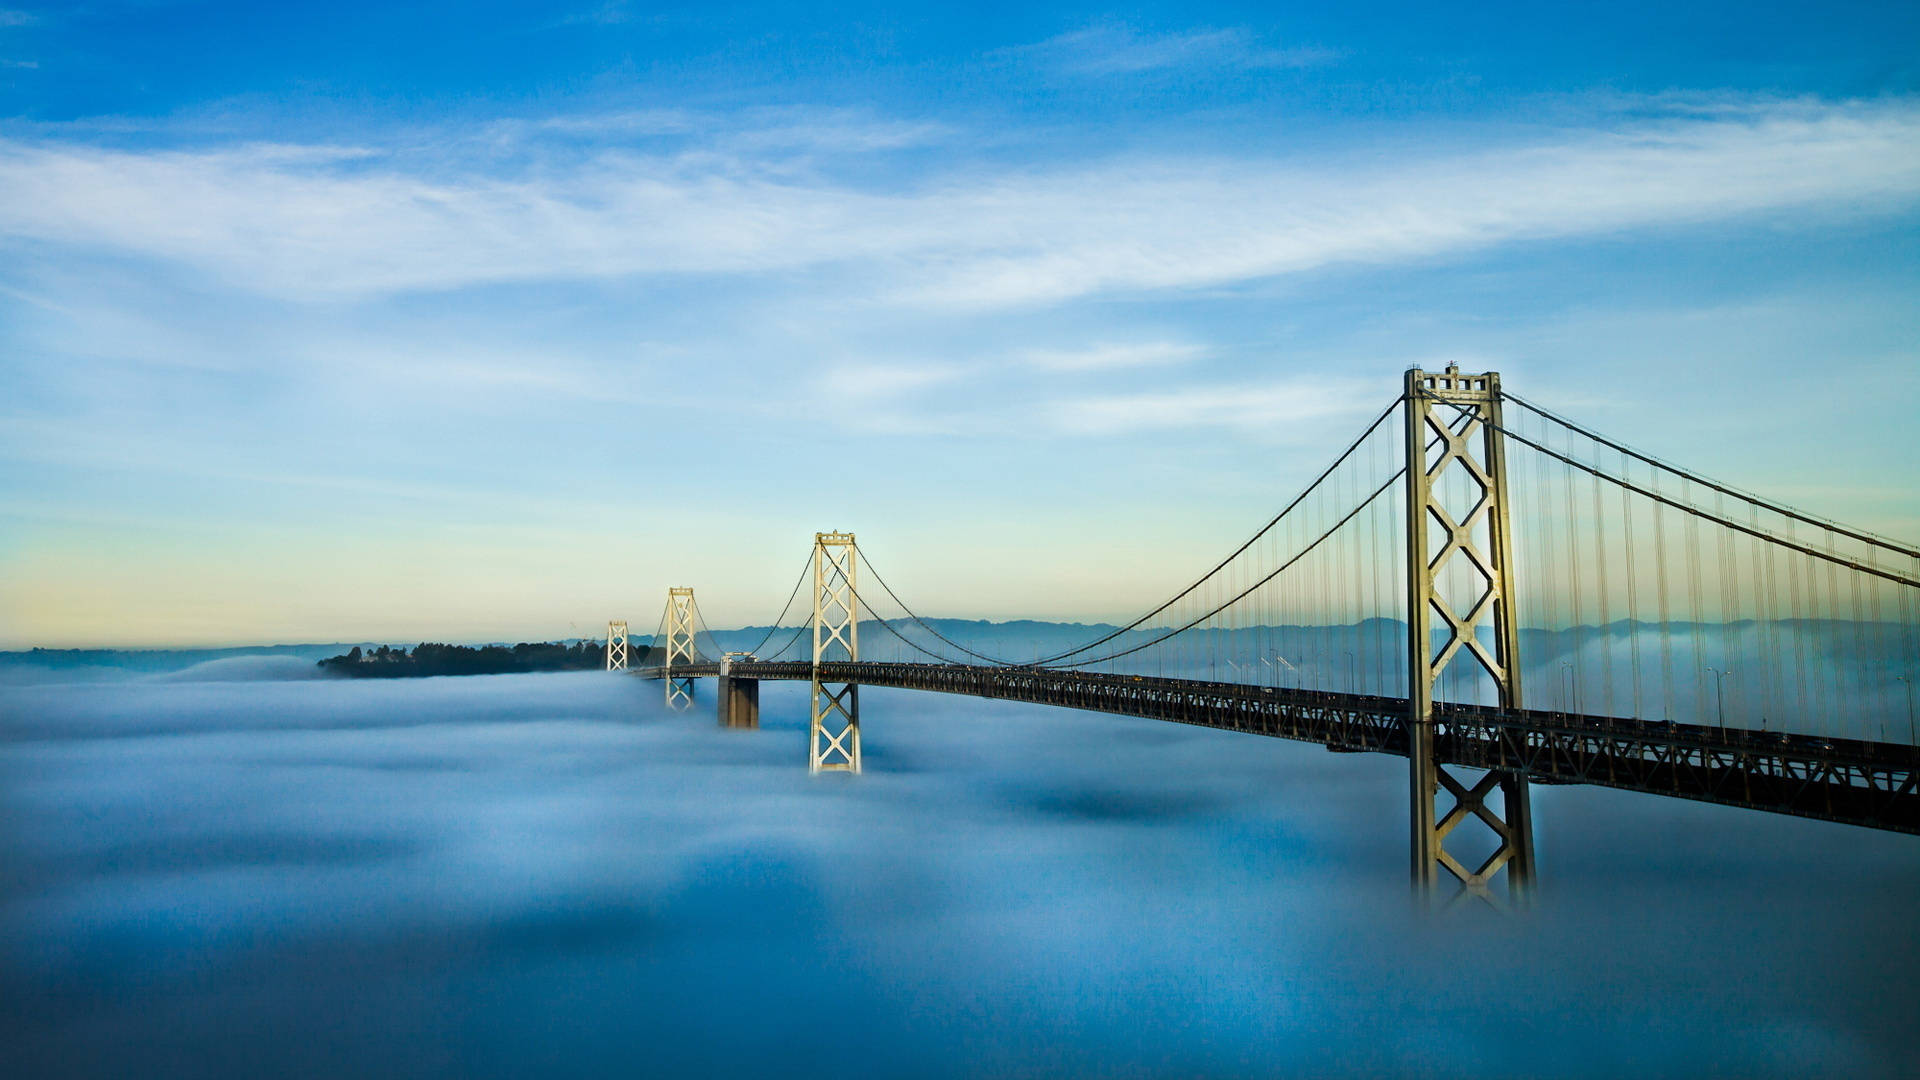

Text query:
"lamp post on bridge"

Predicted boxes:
[[1269, 653, 1299, 690], [1897, 675, 1915, 749], [1706, 667, 1733, 732]]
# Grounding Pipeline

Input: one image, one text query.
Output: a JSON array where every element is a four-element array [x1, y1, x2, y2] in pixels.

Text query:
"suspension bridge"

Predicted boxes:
[[618, 366, 1920, 906]]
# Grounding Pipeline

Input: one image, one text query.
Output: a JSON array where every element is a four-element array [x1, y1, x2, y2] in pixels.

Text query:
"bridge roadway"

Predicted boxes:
[[637, 660, 1919, 835]]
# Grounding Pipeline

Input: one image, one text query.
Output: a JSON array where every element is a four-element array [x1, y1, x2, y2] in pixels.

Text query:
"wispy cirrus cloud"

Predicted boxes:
[[483, 106, 948, 158], [1001, 23, 1342, 76], [0, 5, 34, 70], [1022, 341, 1204, 372], [0, 97, 1917, 309], [1050, 377, 1377, 435], [549, 2, 656, 28], [820, 361, 965, 400]]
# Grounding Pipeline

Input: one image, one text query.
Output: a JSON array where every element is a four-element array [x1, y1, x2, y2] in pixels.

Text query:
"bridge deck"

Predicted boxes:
[[637, 660, 1919, 835]]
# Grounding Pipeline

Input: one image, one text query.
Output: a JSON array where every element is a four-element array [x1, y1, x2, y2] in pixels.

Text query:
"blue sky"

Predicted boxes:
[[1, 1, 1917, 647]]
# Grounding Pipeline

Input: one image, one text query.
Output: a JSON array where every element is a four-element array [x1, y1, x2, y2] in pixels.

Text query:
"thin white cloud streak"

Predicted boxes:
[[811, 364, 1381, 438], [716, 111, 951, 154], [1022, 341, 1203, 371], [0, 98, 1917, 306], [911, 101, 1920, 307], [820, 361, 965, 399], [1051, 378, 1376, 435], [488, 106, 948, 154], [1000, 23, 1341, 75], [555, 2, 638, 27]]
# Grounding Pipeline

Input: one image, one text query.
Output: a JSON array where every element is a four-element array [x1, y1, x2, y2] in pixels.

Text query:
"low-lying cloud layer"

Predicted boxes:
[[0, 673, 1914, 1077]]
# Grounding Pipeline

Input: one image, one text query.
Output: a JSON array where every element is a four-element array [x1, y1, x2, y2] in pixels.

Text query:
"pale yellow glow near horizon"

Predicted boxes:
[[0, 511, 1231, 649], [7, 456, 1918, 651]]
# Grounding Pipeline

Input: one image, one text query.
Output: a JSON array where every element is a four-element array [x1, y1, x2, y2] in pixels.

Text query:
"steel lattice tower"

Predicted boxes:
[[605, 619, 628, 671], [810, 532, 861, 773], [1404, 365, 1535, 907], [663, 587, 698, 711]]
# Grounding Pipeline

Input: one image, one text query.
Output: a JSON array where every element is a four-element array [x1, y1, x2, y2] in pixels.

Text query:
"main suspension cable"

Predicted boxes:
[[856, 549, 1021, 666], [1029, 394, 1407, 666], [691, 605, 729, 661], [1044, 467, 1406, 668], [741, 553, 816, 656], [1429, 397, 1920, 590], [832, 577, 986, 666], [852, 393, 1445, 671], [1503, 390, 1920, 560], [759, 623, 810, 662]]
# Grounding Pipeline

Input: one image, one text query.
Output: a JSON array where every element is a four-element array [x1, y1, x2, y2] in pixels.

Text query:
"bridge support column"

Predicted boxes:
[[606, 620, 628, 671], [717, 654, 760, 729], [663, 586, 698, 712], [1405, 366, 1535, 908], [809, 532, 861, 773]]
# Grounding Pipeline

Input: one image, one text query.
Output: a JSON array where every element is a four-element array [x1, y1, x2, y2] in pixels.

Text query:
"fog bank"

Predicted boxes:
[[1, 672, 1915, 1077]]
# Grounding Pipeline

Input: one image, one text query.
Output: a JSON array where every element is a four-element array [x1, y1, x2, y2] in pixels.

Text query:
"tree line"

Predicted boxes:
[[317, 641, 609, 678]]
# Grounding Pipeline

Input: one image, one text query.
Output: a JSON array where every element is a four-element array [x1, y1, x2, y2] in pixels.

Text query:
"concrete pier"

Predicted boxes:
[[717, 656, 760, 728]]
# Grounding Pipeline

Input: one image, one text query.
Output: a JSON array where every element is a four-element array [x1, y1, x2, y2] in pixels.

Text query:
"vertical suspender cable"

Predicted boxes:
[[1653, 470, 1675, 721], [1590, 431, 1615, 719], [1621, 447, 1644, 724], [1682, 474, 1708, 726], [1563, 423, 1586, 715]]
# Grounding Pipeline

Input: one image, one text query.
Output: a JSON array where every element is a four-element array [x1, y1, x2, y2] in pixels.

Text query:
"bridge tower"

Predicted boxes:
[[809, 532, 861, 773], [606, 620, 628, 671], [663, 587, 698, 711], [1404, 365, 1534, 907]]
